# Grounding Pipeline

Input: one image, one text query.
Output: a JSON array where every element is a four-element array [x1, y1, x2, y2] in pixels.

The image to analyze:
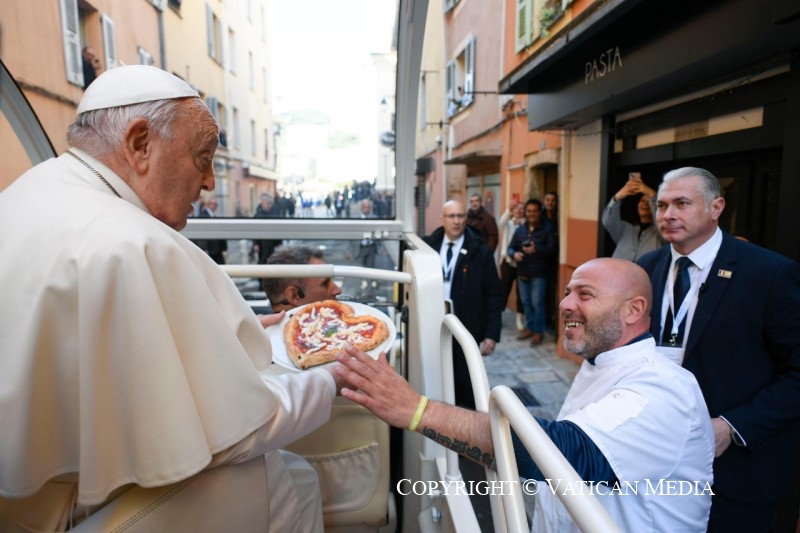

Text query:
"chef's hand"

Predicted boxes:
[[334, 345, 420, 429]]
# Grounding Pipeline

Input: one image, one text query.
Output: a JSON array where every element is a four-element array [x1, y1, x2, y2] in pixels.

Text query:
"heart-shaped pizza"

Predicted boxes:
[[283, 300, 390, 369]]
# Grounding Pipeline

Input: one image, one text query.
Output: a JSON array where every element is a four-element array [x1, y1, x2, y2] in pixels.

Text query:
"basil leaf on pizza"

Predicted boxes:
[[283, 300, 390, 369]]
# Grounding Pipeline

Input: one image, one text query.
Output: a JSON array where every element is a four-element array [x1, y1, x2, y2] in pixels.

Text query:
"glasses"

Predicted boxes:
[[443, 213, 467, 220]]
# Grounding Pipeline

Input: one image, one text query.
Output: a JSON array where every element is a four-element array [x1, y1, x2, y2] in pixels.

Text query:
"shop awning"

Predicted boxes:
[[499, 0, 800, 130]]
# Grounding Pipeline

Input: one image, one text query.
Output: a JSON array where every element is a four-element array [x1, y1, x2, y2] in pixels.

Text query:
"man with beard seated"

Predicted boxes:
[[334, 258, 715, 532]]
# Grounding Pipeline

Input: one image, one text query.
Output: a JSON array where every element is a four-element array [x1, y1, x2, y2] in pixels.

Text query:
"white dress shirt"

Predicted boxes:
[[440, 233, 464, 299], [658, 228, 722, 363]]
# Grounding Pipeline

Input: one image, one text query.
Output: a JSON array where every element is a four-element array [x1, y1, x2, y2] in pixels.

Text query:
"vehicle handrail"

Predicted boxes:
[[440, 314, 508, 533], [488, 385, 621, 533], [220, 263, 413, 284]]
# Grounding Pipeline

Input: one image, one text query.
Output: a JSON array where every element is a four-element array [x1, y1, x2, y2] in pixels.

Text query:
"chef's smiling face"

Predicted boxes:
[[560, 263, 625, 359]]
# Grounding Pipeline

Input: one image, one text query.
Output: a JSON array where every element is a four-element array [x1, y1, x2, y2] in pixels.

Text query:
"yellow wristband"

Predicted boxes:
[[407, 395, 429, 432]]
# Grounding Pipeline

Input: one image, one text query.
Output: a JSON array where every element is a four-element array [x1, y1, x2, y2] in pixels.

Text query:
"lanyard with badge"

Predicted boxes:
[[656, 237, 721, 363], [666, 279, 697, 346], [656, 269, 698, 364], [655, 260, 698, 364]]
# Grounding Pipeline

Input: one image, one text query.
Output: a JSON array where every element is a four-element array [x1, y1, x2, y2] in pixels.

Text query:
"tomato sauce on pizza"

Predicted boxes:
[[284, 300, 390, 369]]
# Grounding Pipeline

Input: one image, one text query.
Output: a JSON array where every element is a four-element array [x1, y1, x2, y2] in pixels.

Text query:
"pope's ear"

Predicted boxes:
[[123, 118, 152, 173]]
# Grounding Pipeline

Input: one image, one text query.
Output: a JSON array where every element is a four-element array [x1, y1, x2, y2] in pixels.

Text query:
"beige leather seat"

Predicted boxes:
[[286, 398, 395, 533], [0, 455, 270, 533]]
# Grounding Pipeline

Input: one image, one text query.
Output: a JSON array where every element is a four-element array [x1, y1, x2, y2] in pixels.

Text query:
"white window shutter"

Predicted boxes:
[[219, 20, 226, 67], [206, 4, 216, 58], [207, 96, 219, 120], [227, 29, 235, 72], [516, 0, 531, 52], [445, 61, 456, 117], [101, 15, 117, 69], [59, 0, 82, 86], [463, 38, 475, 106]]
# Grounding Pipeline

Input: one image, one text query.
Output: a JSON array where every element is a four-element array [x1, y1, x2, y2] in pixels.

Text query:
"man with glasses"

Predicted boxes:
[[424, 200, 503, 409]]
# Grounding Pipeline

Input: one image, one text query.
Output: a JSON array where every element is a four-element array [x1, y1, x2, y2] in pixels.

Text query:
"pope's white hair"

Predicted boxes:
[[66, 98, 199, 157]]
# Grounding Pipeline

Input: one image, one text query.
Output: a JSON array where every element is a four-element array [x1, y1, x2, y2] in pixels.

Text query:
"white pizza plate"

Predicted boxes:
[[266, 301, 397, 372]]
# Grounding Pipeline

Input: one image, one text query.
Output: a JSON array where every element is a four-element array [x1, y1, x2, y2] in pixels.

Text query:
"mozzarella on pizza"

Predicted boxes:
[[284, 300, 390, 369]]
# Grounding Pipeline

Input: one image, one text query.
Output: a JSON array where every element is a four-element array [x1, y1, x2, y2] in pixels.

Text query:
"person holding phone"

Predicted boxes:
[[602, 172, 664, 262], [498, 201, 526, 330], [507, 198, 557, 345]]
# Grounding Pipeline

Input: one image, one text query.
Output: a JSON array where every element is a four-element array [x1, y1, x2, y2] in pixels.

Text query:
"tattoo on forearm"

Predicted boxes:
[[422, 427, 494, 469]]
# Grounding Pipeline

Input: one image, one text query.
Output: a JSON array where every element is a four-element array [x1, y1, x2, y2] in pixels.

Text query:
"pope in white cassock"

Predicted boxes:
[[0, 65, 339, 532]]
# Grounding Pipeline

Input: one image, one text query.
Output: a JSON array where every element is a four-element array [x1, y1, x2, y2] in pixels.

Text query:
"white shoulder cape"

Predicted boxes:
[[0, 154, 279, 505]]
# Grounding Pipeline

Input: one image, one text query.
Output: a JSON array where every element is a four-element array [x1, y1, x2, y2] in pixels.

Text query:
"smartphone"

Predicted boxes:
[[628, 172, 642, 182], [522, 241, 532, 247]]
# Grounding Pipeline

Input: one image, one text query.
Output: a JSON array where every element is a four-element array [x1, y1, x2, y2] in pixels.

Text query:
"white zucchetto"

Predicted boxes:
[[77, 65, 199, 114]]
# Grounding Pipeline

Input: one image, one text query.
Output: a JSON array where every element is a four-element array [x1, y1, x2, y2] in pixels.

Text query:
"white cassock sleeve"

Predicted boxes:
[[209, 367, 336, 466]]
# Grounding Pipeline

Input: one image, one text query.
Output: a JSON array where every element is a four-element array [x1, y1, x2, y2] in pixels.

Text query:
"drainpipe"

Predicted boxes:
[[152, 0, 167, 70]]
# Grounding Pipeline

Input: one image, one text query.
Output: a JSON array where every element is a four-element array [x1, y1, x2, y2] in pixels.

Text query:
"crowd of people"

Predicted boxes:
[[1, 64, 798, 532]]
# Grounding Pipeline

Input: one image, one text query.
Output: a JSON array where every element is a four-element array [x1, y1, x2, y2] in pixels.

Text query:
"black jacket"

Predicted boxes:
[[507, 223, 556, 278], [424, 226, 503, 343], [638, 233, 800, 502]]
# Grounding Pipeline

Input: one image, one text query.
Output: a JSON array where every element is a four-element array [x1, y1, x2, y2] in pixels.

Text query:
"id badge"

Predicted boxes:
[[655, 345, 684, 365]]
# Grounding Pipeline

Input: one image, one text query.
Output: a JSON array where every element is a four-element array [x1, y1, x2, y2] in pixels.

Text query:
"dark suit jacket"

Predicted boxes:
[[638, 232, 800, 503], [424, 226, 503, 344]]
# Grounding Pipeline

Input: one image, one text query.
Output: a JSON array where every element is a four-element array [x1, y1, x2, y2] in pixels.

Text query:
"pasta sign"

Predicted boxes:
[[585, 46, 623, 84]]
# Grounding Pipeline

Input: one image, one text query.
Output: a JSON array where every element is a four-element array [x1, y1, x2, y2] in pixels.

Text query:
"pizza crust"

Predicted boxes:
[[284, 300, 390, 370]]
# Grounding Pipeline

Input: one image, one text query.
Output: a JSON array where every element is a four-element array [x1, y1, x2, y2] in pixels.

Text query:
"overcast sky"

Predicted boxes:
[[267, 0, 396, 120], [266, 0, 397, 187]]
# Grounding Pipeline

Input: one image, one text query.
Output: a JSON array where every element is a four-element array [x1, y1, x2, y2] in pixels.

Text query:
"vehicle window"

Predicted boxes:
[[191, 0, 398, 222], [181, 0, 404, 305], [0, 115, 35, 192], [0, 59, 55, 192]]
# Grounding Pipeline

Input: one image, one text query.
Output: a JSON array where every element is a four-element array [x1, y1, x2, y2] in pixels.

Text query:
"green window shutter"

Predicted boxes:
[[516, 0, 531, 52]]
